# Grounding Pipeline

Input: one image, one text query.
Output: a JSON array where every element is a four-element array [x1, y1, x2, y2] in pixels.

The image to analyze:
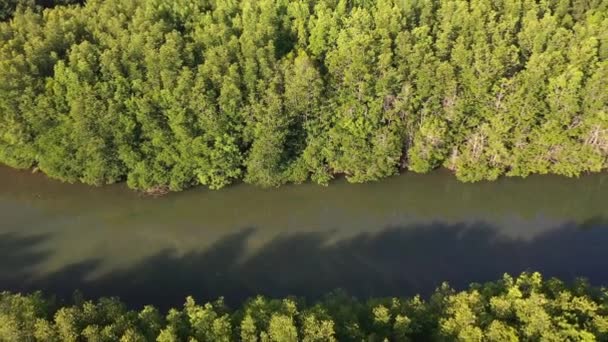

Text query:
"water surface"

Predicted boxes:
[[1, 166, 607, 308]]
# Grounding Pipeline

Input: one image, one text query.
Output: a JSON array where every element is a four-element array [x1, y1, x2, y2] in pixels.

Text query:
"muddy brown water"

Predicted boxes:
[[1, 166, 607, 308]]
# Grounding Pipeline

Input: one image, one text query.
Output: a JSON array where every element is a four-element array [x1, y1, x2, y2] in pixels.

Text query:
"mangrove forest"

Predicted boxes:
[[0, 0, 606, 192]]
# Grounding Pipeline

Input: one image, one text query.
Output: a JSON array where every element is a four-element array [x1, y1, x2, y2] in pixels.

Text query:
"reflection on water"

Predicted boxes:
[[0, 166, 607, 308]]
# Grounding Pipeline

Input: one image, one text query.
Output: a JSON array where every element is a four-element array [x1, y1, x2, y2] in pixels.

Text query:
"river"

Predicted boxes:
[[1, 166, 607, 309]]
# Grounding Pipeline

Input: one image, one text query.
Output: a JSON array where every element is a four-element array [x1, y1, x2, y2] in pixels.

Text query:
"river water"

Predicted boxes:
[[1, 166, 607, 309]]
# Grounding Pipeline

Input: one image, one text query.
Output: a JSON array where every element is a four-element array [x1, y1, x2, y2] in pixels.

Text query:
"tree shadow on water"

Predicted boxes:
[[0, 232, 52, 288], [1, 219, 608, 310]]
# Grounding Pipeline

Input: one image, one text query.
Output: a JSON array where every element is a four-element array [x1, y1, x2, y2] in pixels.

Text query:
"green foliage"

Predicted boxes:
[[0, 0, 607, 192], [0, 0, 84, 21], [1, 273, 608, 341]]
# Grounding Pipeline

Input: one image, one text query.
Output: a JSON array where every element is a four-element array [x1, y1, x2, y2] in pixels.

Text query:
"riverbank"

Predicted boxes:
[[3, 164, 608, 197], [1, 272, 606, 341]]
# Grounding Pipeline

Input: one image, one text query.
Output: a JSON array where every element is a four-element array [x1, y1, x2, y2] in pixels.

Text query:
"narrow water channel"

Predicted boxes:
[[1, 166, 607, 309]]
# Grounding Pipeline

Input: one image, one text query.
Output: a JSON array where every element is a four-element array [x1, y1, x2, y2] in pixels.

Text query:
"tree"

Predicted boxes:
[[0, 0, 606, 192]]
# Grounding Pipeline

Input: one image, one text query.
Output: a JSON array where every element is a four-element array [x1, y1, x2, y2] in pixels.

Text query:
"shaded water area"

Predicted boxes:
[[1, 165, 607, 309]]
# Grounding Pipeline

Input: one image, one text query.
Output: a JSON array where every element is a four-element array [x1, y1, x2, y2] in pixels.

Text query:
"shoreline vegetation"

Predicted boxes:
[[1, 273, 608, 341], [1, 0, 607, 193], [6, 164, 608, 198]]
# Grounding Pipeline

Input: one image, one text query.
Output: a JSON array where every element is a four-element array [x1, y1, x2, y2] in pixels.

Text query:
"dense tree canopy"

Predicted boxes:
[[0, 0, 84, 21], [1, 273, 608, 341], [0, 0, 607, 192]]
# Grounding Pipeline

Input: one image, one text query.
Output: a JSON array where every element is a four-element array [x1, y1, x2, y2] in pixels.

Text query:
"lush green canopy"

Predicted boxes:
[[0, 0, 607, 192], [0, 1, 83, 21], [1, 273, 607, 341]]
